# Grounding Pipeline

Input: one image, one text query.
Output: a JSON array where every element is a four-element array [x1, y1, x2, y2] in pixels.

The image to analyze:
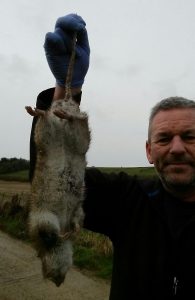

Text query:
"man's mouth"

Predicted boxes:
[[163, 161, 193, 170], [164, 158, 193, 167]]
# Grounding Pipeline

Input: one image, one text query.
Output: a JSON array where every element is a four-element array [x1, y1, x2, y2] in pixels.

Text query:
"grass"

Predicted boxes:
[[98, 166, 157, 178], [0, 166, 157, 182], [0, 214, 27, 240], [74, 245, 112, 279], [0, 170, 29, 182], [73, 229, 113, 279]]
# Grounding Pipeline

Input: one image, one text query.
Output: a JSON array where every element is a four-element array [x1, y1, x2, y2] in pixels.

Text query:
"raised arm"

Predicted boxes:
[[44, 13, 90, 100], [26, 13, 90, 116]]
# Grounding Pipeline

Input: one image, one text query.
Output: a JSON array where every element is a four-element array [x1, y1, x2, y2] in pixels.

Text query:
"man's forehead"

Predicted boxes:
[[150, 108, 195, 134], [152, 108, 195, 123]]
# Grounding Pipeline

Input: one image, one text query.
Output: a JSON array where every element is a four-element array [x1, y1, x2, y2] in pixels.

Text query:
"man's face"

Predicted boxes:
[[146, 108, 195, 192]]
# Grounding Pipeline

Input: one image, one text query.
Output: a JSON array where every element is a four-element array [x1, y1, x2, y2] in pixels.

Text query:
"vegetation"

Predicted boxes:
[[0, 170, 29, 182], [0, 193, 28, 240], [0, 214, 27, 240], [73, 229, 113, 279], [0, 157, 29, 175], [98, 166, 157, 178], [0, 166, 157, 182], [74, 244, 112, 279]]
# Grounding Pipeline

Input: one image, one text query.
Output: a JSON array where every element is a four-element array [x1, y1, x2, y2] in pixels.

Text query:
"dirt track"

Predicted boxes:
[[0, 180, 30, 194], [0, 181, 110, 300]]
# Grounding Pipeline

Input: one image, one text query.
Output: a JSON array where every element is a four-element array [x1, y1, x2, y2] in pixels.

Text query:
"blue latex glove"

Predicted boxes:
[[44, 14, 90, 88]]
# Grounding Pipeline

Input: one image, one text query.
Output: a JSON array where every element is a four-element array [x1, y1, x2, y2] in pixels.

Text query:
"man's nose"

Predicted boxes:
[[169, 136, 186, 154]]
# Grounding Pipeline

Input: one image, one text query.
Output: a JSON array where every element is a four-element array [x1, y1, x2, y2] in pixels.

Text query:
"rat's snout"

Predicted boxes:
[[53, 273, 66, 287]]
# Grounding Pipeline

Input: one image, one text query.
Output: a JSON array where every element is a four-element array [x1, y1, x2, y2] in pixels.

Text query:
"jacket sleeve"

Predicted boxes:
[[29, 88, 54, 182], [83, 168, 137, 240]]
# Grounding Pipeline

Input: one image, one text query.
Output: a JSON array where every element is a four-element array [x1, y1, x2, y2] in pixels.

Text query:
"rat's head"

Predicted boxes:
[[41, 240, 73, 286]]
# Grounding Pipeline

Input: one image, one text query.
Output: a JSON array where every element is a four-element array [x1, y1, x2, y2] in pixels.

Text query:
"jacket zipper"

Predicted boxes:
[[172, 276, 179, 296]]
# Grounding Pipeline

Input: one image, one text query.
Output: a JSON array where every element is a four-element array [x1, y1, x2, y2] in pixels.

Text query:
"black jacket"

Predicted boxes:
[[84, 168, 195, 299], [30, 89, 195, 299]]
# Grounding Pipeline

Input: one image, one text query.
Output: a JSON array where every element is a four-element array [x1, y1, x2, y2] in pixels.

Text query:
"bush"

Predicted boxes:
[[0, 157, 29, 174]]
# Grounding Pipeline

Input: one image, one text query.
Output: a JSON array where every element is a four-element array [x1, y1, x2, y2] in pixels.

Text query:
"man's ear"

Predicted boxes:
[[146, 141, 153, 164]]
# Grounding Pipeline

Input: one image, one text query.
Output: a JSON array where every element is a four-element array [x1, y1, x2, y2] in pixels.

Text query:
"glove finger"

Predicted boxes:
[[55, 13, 86, 32], [76, 28, 90, 55], [55, 28, 75, 53], [44, 29, 75, 55], [44, 32, 67, 54]]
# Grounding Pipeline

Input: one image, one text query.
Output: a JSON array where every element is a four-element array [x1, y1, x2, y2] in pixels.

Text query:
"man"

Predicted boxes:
[[28, 14, 195, 299]]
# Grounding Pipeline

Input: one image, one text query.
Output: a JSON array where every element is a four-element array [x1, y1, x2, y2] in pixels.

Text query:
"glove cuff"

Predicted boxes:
[[56, 79, 84, 88]]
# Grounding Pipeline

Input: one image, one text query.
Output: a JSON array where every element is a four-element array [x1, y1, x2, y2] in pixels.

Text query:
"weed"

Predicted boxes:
[[74, 245, 112, 280]]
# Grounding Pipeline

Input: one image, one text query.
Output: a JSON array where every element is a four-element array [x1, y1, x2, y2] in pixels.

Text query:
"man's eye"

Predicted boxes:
[[156, 137, 170, 144], [183, 135, 195, 142]]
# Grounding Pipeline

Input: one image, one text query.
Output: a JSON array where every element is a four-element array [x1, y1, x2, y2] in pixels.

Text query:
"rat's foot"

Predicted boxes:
[[25, 106, 46, 117]]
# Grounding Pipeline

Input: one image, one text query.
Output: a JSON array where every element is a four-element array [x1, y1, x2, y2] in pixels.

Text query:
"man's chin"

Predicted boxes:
[[160, 172, 195, 192]]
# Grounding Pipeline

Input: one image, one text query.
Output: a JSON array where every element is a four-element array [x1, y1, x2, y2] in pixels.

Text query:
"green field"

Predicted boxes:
[[98, 166, 156, 177], [0, 166, 157, 182], [0, 170, 29, 181]]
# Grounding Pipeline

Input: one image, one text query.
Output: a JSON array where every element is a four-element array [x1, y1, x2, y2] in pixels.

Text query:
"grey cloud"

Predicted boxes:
[[0, 54, 32, 74], [92, 53, 142, 78]]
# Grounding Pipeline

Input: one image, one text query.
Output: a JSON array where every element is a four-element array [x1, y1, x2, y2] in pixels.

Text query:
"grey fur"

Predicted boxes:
[[29, 99, 90, 286]]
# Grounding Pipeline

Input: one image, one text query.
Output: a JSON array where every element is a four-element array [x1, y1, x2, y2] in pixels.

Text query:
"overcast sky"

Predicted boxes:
[[1, 0, 195, 167]]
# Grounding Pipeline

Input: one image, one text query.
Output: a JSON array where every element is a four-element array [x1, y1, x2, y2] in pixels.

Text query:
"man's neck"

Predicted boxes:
[[163, 183, 195, 202]]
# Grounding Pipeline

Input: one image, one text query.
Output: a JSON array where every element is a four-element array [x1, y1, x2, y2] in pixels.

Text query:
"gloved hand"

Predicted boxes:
[[44, 14, 90, 88]]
